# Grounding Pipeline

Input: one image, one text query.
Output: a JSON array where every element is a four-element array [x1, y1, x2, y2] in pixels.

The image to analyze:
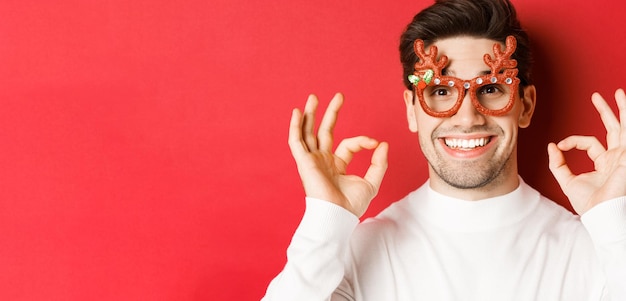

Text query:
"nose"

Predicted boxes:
[[450, 91, 486, 126]]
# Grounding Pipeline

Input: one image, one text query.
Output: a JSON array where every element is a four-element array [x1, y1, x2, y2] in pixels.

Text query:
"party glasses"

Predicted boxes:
[[409, 36, 520, 118]]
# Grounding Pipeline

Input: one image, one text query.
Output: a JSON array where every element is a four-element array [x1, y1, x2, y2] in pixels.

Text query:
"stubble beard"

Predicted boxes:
[[428, 152, 512, 190], [420, 126, 513, 190]]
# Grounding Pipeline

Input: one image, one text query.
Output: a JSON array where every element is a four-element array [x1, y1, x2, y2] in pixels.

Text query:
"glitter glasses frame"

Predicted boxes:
[[410, 36, 521, 118]]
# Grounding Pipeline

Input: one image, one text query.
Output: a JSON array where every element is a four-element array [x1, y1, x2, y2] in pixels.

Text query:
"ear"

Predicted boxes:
[[404, 89, 418, 132], [518, 85, 536, 128]]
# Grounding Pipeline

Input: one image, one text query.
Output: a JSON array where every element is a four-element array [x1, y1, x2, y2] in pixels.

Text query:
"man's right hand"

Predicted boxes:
[[288, 93, 389, 218]]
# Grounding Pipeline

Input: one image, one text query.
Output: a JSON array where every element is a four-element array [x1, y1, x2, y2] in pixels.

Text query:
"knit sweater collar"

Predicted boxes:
[[412, 177, 541, 232]]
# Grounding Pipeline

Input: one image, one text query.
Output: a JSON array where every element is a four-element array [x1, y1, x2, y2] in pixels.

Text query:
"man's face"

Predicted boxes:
[[404, 36, 536, 199]]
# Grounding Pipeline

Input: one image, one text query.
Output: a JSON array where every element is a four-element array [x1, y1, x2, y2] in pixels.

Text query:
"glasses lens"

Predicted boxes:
[[475, 83, 512, 110], [422, 85, 461, 113]]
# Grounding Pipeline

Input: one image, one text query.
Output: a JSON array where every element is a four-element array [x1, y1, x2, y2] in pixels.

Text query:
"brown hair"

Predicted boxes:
[[399, 0, 532, 91]]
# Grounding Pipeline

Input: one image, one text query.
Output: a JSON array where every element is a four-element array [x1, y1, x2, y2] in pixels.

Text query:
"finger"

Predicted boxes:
[[364, 142, 389, 192], [591, 92, 620, 148], [302, 94, 319, 151], [318, 93, 344, 152], [556, 135, 606, 162], [335, 136, 380, 166], [547, 142, 575, 191], [615, 88, 626, 142], [288, 108, 308, 158]]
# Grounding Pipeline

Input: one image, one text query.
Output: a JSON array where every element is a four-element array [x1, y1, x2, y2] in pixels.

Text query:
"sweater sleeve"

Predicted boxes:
[[262, 198, 359, 301], [580, 196, 626, 300]]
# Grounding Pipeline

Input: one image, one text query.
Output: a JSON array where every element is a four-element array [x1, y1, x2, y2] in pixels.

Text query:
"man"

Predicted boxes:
[[263, 0, 626, 300]]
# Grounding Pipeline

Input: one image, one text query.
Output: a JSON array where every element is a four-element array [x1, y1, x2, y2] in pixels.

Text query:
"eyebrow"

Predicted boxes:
[[443, 68, 492, 77]]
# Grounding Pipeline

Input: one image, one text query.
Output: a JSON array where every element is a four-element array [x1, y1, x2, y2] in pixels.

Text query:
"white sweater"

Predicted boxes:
[[263, 179, 626, 301]]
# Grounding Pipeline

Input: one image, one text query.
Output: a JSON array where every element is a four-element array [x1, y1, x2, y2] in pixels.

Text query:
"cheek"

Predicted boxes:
[[415, 111, 440, 134], [416, 118, 442, 148], [495, 120, 520, 147], [417, 131, 437, 158]]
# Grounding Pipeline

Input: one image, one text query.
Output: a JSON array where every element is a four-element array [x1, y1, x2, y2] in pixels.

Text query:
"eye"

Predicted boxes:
[[435, 88, 449, 96], [479, 84, 502, 95], [429, 86, 453, 96]]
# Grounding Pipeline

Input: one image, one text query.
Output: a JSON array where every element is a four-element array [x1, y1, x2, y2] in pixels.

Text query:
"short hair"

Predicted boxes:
[[399, 0, 532, 91]]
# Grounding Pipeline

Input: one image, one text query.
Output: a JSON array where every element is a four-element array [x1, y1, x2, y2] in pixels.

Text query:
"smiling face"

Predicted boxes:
[[404, 36, 536, 200]]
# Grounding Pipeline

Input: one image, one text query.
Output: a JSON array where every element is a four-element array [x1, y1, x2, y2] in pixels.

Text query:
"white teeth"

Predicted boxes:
[[444, 138, 489, 149]]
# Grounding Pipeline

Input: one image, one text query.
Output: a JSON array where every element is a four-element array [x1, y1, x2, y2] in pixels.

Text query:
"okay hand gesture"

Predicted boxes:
[[548, 89, 626, 215], [288, 93, 388, 218]]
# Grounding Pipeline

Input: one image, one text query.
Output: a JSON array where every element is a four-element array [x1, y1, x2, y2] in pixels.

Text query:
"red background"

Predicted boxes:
[[0, 0, 624, 300]]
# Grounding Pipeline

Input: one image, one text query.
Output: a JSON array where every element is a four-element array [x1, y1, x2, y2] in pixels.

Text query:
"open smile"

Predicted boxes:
[[444, 137, 491, 150]]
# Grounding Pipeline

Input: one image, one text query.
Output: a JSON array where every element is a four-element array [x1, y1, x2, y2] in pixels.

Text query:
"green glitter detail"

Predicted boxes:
[[423, 69, 434, 84]]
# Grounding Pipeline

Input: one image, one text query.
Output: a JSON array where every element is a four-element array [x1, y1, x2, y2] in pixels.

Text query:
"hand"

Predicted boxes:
[[548, 89, 626, 215], [288, 93, 389, 217]]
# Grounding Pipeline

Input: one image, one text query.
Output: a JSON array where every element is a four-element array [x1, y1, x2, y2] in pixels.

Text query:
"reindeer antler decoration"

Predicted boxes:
[[483, 35, 518, 77], [413, 39, 448, 74], [409, 39, 449, 89]]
